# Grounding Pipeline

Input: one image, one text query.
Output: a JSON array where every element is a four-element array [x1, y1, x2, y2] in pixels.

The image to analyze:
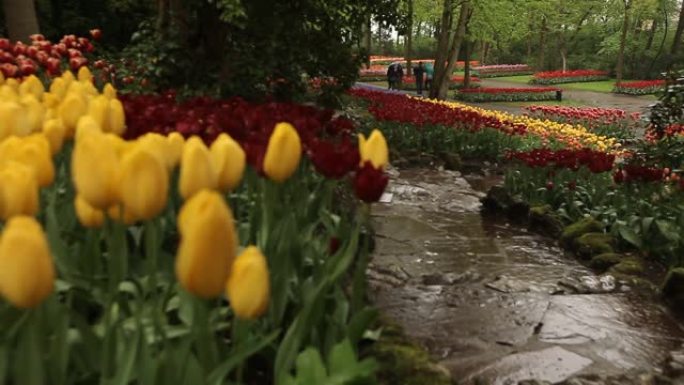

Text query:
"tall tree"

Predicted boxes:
[[616, 0, 632, 83], [405, 0, 414, 70], [2, 0, 40, 41], [431, 0, 472, 99], [672, 0, 684, 57]]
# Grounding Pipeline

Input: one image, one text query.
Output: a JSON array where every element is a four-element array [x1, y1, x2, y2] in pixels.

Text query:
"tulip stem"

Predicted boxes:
[[192, 297, 218, 371], [231, 318, 249, 384]]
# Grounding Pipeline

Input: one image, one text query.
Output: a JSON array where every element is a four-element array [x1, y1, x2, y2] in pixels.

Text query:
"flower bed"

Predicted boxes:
[[0, 31, 100, 78], [531, 70, 609, 85], [613, 80, 665, 95], [524, 105, 639, 140], [350, 87, 618, 152], [0, 70, 390, 384], [472, 64, 533, 78], [456, 87, 560, 102]]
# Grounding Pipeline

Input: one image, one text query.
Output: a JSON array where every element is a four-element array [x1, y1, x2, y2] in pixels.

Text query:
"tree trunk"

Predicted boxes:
[[464, 37, 471, 89], [364, 16, 372, 68], [616, 0, 631, 83], [405, 0, 414, 71], [432, 0, 471, 99], [646, 18, 657, 50], [3, 0, 40, 42], [431, 0, 454, 98], [538, 17, 547, 71], [672, 0, 684, 56]]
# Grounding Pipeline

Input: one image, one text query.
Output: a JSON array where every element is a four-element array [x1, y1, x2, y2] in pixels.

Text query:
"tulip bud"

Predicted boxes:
[[75, 115, 102, 140], [179, 137, 216, 199], [59, 93, 87, 136], [175, 190, 238, 298], [103, 83, 117, 99], [78, 66, 93, 83], [137, 133, 174, 170], [211, 133, 246, 192], [263, 122, 302, 183], [108, 98, 126, 136], [75, 195, 104, 228], [20, 94, 45, 133], [106, 204, 136, 225], [18, 75, 44, 99], [71, 132, 120, 209], [0, 102, 30, 139], [12, 136, 55, 187], [119, 147, 169, 221], [166, 132, 185, 169], [49, 77, 67, 100], [88, 95, 110, 132], [226, 246, 270, 320], [42, 118, 66, 155], [0, 216, 54, 308], [358, 129, 389, 170], [0, 162, 39, 220], [354, 162, 389, 203]]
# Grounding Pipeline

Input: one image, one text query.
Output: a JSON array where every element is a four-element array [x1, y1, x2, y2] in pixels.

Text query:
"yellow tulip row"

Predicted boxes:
[[415, 97, 621, 152]]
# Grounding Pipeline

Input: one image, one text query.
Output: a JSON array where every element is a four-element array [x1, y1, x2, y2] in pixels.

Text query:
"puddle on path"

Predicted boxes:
[[369, 168, 684, 384]]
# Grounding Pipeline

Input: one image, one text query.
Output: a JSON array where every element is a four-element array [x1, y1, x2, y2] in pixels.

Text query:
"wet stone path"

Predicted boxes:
[[368, 168, 684, 385]]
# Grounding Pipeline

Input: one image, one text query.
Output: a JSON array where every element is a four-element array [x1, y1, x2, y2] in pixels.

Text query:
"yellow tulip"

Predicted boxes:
[[20, 94, 45, 134], [263, 122, 301, 183], [137, 133, 173, 170], [19, 75, 44, 99], [210, 133, 246, 192], [12, 136, 55, 187], [358, 129, 389, 170], [226, 246, 270, 320], [74, 195, 104, 228], [78, 66, 93, 83], [71, 132, 120, 209], [0, 163, 39, 220], [0, 216, 54, 308], [118, 147, 169, 221], [106, 204, 136, 225], [0, 71, 4, 84], [0, 85, 18, 103], [61, 70, 75, 85], [105, 133, 133, 157], [0, 102, 31, 138], [108, 98, 126, 136], [103, 83, 117, 99], [0, 136, 21, 160], [49, 77, 67, 100], [75, 116, 102, 140], [88, 95, 110, 132], [179, 137, 216, 199], [5, 78, 18, 90], [59, 93, 87, 136], [42, 118, 66, 155], [175, 190, 237, 298], [166, 132, 185, 169]]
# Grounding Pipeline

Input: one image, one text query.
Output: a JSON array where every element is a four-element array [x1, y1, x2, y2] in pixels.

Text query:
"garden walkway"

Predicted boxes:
[[368, 168, 684, 384]]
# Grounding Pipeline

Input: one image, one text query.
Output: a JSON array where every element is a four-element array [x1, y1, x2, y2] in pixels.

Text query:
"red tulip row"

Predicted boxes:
[[507, 148, 615, 173], [0, 31, 100, 78], [613, 80, 665, 95], [531, 69, 609, 85], [456, 87, 560, 102], [524, 105, 640, 129], [119, 92, 386, 194], [348, 87, 527, 135]]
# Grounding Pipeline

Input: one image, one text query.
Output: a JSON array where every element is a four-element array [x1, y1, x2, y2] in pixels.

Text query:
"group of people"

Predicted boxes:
[[386, 61, 433, 95]]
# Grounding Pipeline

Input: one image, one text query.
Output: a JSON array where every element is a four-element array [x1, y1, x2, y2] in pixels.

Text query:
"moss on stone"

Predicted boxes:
[[574, 232, 614, 259], [609, 257, 644, 276], [589, 253, 623, 272], [662, 268, 684, 307], [370, 319, 451, 385], [529, 205, 564, 238], [560, 217, 604, 249]]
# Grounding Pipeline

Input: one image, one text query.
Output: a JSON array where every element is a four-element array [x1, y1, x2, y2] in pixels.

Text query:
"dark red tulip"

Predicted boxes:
[[46, 57, 61, 75], [329, 237, 341, 255], [309, 137, 360, 179], [0, 63, 18, 77], [546, 181, 554, 191], [69, 56, 88, 71], [354, 162, 389, 203], [90, 29, 102, 41], [0, 39, 9, 50]]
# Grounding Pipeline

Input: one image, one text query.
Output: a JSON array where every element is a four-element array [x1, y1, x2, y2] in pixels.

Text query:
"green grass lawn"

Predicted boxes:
[[488, 75, 533, 84]]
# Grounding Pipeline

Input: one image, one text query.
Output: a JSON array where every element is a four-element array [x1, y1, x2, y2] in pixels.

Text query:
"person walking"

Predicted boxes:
[[386, 63, 397, 90], [396, 63, 404, 90], [424, 61, 434, 92], [413, 62, 425, 95]]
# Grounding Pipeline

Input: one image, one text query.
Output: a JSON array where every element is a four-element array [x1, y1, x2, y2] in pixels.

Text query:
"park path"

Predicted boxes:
[[368, 168, 684, 384]]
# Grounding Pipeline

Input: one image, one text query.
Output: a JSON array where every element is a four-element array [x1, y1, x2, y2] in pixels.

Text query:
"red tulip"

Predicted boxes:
[[0, 63, 18, 77], [354, 162, 389, 203], [12, 42, 26, 56], [309, 137, 359, 179], [29, 34, 45, 42], [69, 56, 88, 71], [94, 60, 106, 69], [90, 29, 102, 41], [0, 39, 9, 50], [26, 46, 38, 58], [546, 181, 554, 191], [46, 57, 61, 75], [18, 60, 36, 76]]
